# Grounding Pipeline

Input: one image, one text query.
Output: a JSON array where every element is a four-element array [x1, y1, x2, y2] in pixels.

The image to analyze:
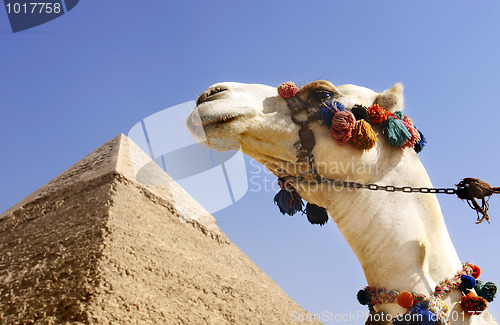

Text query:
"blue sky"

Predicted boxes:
[[1, 1, 500, 323]]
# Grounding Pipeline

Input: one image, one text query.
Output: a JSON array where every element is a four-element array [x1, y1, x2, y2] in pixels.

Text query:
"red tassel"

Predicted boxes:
[[331, 111, 356, 144], [278, 82, 298, 98], [368, 104, 390, 124]]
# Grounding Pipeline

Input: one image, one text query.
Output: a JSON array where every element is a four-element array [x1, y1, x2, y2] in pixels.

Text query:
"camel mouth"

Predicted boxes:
[[196, 86, 228, 106], [200, 114, 240, 128]]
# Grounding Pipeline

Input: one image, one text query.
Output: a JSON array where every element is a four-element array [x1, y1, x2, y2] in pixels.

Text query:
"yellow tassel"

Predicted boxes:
[[352, 120, 377, 150]]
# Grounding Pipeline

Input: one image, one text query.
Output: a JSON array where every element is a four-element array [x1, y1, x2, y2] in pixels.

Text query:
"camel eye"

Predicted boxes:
[[310, 90, 332, 102]]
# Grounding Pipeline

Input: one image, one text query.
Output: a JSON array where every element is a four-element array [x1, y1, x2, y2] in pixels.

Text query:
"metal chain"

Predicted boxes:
[[328, 179, 457, 195], [281, 155, 458, 195]]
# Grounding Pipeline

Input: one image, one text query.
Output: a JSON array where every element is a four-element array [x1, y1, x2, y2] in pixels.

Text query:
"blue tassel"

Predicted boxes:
[[418, 310, 437, 325], [274, 187, 303, 216], [305, 203, 329, 226], [410, 304, 436, 325], [414, 128, 426, 153], [460, 274, 476, 291], [320, 100, 344, 127], [382, 116, 411, 146]]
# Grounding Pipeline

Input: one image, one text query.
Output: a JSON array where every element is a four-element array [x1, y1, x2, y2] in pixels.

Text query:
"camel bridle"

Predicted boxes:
[[278, 91, 497, 225]]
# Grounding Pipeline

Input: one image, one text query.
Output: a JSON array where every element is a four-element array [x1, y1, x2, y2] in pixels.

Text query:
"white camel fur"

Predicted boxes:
[[187, 81, 497, 325]]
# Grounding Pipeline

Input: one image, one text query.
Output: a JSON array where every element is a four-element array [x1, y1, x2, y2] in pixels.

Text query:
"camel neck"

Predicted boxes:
[[304, 155, 462, 295]]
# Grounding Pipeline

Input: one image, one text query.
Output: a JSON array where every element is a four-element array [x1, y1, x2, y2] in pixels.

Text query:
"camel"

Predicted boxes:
[[187, 80, 497, 325]]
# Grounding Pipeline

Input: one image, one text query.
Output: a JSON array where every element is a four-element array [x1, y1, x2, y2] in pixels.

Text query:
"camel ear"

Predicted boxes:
[[374, 83, 404, 112]]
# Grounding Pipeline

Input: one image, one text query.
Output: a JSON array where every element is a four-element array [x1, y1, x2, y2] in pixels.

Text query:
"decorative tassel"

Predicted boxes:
[[357, 289, 370, 306], [351, 104, 368, 121], [394, 110, 405, 120], [403, 114, 414, 126], [333, 100, 344, 111], [414, 129, 426, 153], [382, 116, 412, 146], [460, 274, 476, 291], [273, 181, 303, 216], [417, 310, 438, 325], [305, 203, 329, 226], [277, 82, 298, 98], [402, 121, 421, 149], [352, 120, 378, 150], [397, 291, 414, 309], [409, 304, 437, 325], [320, 101, 343, 127], [461, 292, 488, 315], [368, 104, 390, 124], [475, 279, 485, 292], [331, 111, 356, 144], [476, 281, 497, 302], [471, 265, 481, 279]]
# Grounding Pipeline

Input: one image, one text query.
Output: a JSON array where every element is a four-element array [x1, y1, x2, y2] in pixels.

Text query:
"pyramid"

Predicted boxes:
[[0, 134, 320, 324]]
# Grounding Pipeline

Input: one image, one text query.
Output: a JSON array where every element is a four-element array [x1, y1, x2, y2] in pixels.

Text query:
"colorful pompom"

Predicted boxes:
[[402, 121, 420, 149], [333, 100, 344, 111], [277, 82, 298, 98], [320, 101, 343, 127], [331, 111, 356, 144], [394, 110, 404, 120], [397, 291, 414, 309], [471, 265, 481, 279], [418, 310, 438, 325], [382, 116, 412, 146], [461, 292, 488, 315], [475, 279, 485, 292], [410, 303, 437, 325], [403, 115, 414, 126], [460, 274, 476, 291], [368, 104, 390, 124], [414, 129, 426, 153], [273, 183, 303, 216], [352, 120, 378, 150], [357, 289, 370, 306], [477, 282, 497, 303], [305, 203, 329, 226], [351, 104, 368, 121]]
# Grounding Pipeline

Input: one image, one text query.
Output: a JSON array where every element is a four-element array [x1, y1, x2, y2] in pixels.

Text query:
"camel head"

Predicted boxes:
[[187, 80, 412, 193]]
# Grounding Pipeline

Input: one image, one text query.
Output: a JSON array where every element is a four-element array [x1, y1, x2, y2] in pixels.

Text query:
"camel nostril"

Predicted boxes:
[[208, 87, 225, 97], [196, 86, 228, 106]]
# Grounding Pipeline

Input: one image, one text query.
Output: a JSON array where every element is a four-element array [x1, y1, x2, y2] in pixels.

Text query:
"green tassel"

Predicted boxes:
[[394, 110, 404, 120], [478, 282, 497, 302], [382, 116, 411, 146], [475, 279, 485, 292]]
